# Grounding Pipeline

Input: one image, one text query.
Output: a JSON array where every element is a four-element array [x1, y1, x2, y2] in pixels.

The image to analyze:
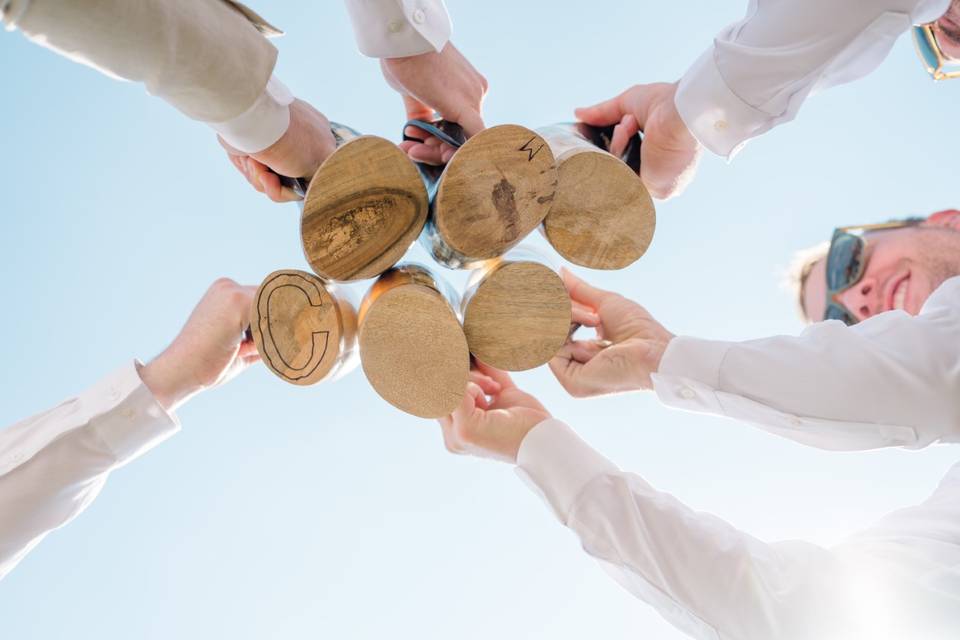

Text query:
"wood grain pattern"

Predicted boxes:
[[462, 260, 571, 371], [358, 265, 469, 418], [424, 125, 558, 267], [301, 136, 428, 281], [250, 270, 357, 386], [539, 126, 655, 270]]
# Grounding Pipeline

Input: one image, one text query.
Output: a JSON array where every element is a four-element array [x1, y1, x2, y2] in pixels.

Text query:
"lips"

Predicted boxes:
[[889, 274, 910, 312]]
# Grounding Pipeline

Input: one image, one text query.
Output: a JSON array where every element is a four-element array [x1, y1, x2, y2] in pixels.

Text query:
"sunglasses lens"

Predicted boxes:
[[824, 303, 857, 326], [913, 26, 941, 74], [826, 233, 865, 291]]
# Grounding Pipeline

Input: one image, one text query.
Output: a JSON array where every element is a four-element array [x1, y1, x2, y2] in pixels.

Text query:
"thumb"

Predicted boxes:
[[451, 109, 485, 138], [575, 93, 627, 126], [402, 95, 436, 124], [560, 267, 611, 308]]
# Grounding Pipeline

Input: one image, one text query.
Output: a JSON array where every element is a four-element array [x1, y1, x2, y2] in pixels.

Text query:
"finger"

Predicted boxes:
[[574, 92, 628, 126], [472, 361, 516, 390], [469, 371, 502, 396], [560, 267, 611, 307], [609, 114, 640, 160], [238, 339, 259, 359], [438, 419, 465, 454], [402, 95, 436, 123], [248, 158, 302, 203], [565, 339, 606, 364], [452, 109, 485, 138], [571, 301, 600, 327], [406, 143, 447, 165], [451, 382, 484, 427], [547, 347, 584, 395]]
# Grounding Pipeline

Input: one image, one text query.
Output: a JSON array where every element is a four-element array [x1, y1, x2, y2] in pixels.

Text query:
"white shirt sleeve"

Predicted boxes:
[[675, 0, 950, 158], [0, 361, 179, 580], [516, 419, 876, 640], [2, 0, 292, 153], [344, 0, 451, 58], [651, 277, 960, 452]]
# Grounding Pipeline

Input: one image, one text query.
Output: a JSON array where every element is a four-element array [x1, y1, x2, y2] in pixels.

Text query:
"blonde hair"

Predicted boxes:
[[782, 241, 830, 323]]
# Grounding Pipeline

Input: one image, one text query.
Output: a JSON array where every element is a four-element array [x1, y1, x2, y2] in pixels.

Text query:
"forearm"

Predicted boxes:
[[0, 362, 178, 580], [4, 0, 288, 150], [675, 0, 944, 157], [653, 300, 960, 450], [517, 420, 857, 639]]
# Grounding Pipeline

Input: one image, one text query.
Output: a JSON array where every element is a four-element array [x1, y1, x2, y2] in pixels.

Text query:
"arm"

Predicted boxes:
[[653, 277, 960, 450], [675, 0, 949, 157], [437, 367, 865, 639], [517, 420, 863, 640], [551, 271, 960, 451], [0, 278, 258, 580], [2, 0, 289, 153]]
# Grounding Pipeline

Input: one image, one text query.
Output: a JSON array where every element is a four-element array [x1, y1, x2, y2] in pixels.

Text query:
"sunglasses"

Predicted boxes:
[[912, 24, 960, 81], [823, 221, 918, 325]]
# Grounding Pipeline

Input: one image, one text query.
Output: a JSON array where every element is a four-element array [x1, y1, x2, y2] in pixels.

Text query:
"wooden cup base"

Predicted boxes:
[[462, 261, 571, 371], [544, 151, 655, 270], [301, 137, 428, 281], [431, 125, 558, 263], [359, 272, 469, 418], [250, 270, 356, 386]]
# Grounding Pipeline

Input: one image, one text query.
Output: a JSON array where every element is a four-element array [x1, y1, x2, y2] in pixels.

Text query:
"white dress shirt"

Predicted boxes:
[[3, 0, 452, 152], [516, 276, 960, 638], [0, 361, 179, 580], [652, 275, 960, 451], [675, 0, 951, 158], [518, 420, 960, 640]]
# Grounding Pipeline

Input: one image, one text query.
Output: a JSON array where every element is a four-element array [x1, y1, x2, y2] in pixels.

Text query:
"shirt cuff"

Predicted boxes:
[[515, 419, 619, 524], [85, 360, 180, 468], [207, 75, 293, 154], [346, 0, 451, 58], [675, 47, 777, 159], [651, 336, 731, 414]]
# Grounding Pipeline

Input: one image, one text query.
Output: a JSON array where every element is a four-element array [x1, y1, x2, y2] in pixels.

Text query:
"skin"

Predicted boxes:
[[386, 43, 489, 165], [220, 99, 337, 203], [438, 270, 674, 462], [441, 223, 960, 460], [575, 82, 702, 200], [802, 225, 960, 323], [933, 0, 960, 61], [221, 44, 487, 198], [139, 278, 259, 411]]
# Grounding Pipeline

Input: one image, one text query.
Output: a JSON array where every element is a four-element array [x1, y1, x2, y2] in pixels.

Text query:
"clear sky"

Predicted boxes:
[[1, 2, 958, 639]]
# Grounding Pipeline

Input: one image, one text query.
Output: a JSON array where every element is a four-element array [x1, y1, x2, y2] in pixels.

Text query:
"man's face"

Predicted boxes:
[[934, 0, 960, 61], [802, 226, 960, 323]]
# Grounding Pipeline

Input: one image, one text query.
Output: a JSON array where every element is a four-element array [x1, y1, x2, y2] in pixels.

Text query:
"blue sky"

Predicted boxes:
[[1, 2, 958, 638]]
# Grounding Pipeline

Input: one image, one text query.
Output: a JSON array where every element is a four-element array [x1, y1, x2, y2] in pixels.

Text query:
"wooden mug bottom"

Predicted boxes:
[[462, 258, 571, 371], [358, 265, 469, 418]]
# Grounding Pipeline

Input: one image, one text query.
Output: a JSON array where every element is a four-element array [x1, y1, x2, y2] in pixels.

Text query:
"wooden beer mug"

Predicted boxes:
[[537, 123, 656, 270], [280, 123, 429, 282], [461, 247, 571, 371], [250, 269, 358, 386], [407, 120, 559, 269], [358, 263, 469, 418]]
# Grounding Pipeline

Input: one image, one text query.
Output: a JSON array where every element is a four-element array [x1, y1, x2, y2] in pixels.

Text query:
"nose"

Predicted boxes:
[[837, 276, 879, 322]]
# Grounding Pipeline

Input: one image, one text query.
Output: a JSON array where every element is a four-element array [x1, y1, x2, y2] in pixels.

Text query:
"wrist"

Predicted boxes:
[[138, 353, 202, 412]]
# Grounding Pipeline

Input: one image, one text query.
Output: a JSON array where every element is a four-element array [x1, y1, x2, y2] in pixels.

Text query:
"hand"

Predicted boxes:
[[382, 43, 488, 165], [575, 82, 701, 199], [438, 362, 551, 464], [139, 278, 260, 411], [219, 99, 337, 203], [549, 269, 674, 397]]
